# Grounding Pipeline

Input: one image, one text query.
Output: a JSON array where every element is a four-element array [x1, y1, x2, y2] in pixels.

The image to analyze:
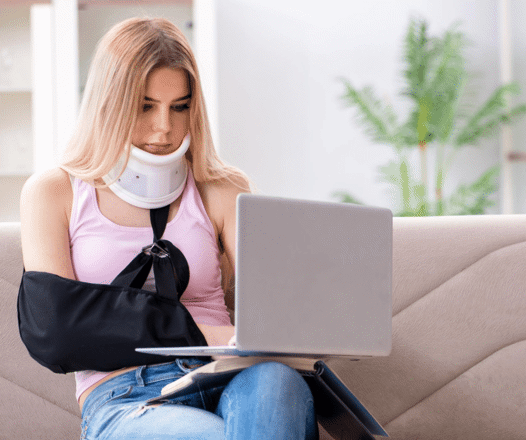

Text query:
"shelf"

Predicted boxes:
[[0, 170, 33, 177], [78, 0, 192, 7], [0, 87, 31, 94]]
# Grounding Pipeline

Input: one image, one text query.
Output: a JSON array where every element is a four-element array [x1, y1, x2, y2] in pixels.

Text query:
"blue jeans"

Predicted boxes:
[[80, 359, 318, 439]]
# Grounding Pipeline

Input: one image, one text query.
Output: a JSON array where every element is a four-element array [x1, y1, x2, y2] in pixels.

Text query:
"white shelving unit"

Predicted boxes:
[[0, 6, 34, 177], [0, 0, 217, 221], [0, 6, 35, 221]]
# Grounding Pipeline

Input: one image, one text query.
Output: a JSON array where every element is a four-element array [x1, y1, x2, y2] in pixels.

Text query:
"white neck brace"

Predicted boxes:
[[103, 134, 191, 209]]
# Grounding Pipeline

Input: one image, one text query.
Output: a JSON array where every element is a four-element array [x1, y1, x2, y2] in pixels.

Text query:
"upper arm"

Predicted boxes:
[[208, 174, 250, 319], [214, 174, 251, 273], [199, 172, 250, 283], [20, 168, 76, 279]]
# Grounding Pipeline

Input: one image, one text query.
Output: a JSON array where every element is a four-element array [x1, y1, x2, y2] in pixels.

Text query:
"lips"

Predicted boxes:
[[143, 144, 173, 155]]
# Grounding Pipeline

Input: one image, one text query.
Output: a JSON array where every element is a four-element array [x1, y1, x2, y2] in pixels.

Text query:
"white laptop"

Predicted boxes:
[[137, 194, 392, 359]]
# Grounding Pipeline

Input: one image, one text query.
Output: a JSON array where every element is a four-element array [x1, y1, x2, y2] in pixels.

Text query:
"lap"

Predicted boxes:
[[81, 359, 224, 440], [81, 360, 317, 440], [217, 361, 312, 411]]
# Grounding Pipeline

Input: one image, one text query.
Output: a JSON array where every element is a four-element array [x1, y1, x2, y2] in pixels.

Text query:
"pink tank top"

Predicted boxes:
[[70, 168, 231, 401]]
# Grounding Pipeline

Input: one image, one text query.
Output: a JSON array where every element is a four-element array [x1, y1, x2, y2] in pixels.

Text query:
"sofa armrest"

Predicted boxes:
[[0, 222, 81, 439]]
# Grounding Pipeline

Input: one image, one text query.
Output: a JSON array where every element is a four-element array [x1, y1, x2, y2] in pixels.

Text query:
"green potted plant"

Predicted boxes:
[[337, 18, 526, 216]]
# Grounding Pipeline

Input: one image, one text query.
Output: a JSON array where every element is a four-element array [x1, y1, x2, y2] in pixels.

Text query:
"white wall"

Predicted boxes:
[[215, 0, 513, 213]]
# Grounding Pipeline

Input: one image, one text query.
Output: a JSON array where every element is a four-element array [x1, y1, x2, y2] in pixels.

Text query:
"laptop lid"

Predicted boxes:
[[234, 194, 392, 357]]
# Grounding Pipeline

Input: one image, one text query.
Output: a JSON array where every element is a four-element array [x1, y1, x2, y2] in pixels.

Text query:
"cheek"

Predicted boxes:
[[178, 112, 190, 129], [171, 113, 190, 135], [131, 122, 145, 144]]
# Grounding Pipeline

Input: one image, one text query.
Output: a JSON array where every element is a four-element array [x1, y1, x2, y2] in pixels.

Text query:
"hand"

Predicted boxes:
[[195, 324, 237, 360], [196, 323, 235, 347]]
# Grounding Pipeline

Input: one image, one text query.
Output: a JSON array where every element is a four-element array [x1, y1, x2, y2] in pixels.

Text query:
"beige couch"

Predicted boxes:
[[1, 215, 526, 439]]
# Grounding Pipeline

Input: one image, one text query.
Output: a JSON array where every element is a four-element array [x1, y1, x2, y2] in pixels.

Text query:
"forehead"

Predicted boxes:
[[144, 67, 190, 99]]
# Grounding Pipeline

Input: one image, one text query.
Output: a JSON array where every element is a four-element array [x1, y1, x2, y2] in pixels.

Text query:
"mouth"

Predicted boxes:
[[142, 144, 173, 155]]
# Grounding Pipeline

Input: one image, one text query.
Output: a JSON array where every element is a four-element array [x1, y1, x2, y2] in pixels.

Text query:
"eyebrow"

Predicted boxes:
[[144, 94, 191, 103]]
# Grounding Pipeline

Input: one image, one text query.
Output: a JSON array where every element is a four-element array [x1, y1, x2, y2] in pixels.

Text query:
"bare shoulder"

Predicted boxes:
[[198, 173, 251, 220], [202, 172, 251, 199], [196, 172, 250, 247], [21, 167, 73, 219], [20, 167, 76, 277]]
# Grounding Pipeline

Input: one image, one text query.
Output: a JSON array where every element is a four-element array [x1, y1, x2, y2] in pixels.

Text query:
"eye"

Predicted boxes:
[[142, 104, 153, 112], [172, 103, 190, 112]]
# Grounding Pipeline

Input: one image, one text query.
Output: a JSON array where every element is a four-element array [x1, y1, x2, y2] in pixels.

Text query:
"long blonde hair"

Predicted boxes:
[[61, 17, 242, 185]]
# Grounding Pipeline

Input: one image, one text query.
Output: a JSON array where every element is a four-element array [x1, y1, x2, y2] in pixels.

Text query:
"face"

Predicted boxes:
[[132, 67, 191, 155]]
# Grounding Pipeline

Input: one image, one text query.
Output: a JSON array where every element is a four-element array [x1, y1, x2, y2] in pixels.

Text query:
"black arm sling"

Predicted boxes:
[[17, 204, 208, 374]]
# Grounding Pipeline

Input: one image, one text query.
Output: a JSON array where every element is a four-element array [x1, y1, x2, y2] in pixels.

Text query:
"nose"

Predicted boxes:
[[152, 107, 171, 134]]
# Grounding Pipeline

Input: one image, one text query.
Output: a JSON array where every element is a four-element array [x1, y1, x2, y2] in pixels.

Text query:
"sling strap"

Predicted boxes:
[[110, 205, 190, 299]]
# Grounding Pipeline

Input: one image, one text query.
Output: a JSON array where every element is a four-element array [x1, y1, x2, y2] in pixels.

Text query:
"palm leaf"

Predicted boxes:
[[331, 191, 364, 205], [340, 79, 398, 144], [402, 18, 434, 101], [417, 25, 465, 143], [445, 166, 499, 214], [455, 83, 526, 146], [432, 73, 467, 143], [426, 28, 466, 142]]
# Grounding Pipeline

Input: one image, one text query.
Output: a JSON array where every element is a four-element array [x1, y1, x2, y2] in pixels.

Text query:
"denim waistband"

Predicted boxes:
[[135, 358, 206, 386]]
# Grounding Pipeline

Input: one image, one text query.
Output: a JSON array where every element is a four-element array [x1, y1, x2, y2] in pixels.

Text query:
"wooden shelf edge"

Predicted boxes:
[[0, 171, 33, 177], [0, 87, 32, 94]]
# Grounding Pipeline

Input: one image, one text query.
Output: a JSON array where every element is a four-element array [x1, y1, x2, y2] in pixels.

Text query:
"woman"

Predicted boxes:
[[20, 17, 317, 440]]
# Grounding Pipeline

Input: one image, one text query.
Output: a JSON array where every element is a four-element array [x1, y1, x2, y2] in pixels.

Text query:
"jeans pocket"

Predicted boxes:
[[81, 386, 133, 439], [107, 385, 134, 404]]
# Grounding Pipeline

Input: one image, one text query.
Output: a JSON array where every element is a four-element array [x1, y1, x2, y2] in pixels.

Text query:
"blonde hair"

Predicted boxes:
[[61, 17, 243, 185]]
